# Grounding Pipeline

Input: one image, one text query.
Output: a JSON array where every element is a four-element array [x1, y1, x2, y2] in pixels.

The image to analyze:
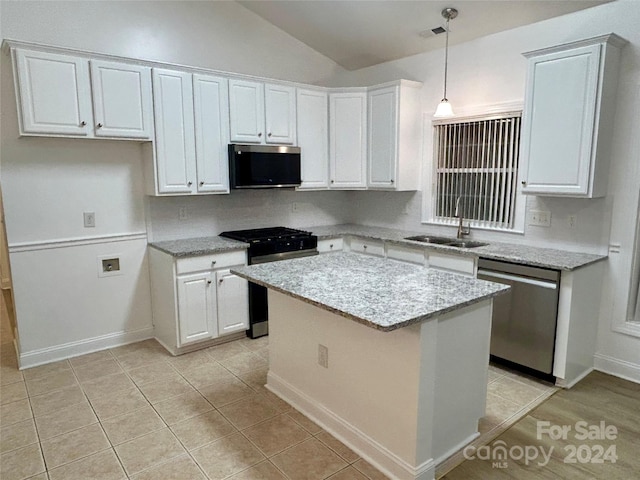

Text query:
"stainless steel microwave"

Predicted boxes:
[[228, 144, 302, 189]]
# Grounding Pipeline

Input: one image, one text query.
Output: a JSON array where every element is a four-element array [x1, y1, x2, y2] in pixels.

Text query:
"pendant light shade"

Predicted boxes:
[[434, 7, 458, 118]]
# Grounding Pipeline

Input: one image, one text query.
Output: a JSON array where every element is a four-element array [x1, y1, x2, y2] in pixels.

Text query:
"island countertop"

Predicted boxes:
[[231, 252, 509, 331]]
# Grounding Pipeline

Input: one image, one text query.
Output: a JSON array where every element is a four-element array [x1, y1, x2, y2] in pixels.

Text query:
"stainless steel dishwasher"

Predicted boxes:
[[477, 258, 561, 375]]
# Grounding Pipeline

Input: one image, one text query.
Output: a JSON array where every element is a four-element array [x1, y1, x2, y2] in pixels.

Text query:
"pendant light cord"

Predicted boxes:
[[443, 17, 450, 101]]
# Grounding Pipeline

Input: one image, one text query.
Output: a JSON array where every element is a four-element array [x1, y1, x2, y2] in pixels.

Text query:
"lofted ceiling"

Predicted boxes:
[[238, 0, 610, 70]]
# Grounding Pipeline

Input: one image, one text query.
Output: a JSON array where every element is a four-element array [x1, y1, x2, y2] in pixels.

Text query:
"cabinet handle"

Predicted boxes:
[[521, 181, 527, 186], [187, 181, 193, 187], [96, 123, 103, 128], [207, 280, 212, 285], [199, 181, 204, 186], [80, 121, 86, 127], [258, 132, 263, 138]]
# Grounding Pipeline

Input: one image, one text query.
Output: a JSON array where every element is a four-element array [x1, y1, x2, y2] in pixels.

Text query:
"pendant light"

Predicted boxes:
[[434, 7, 458, 118]]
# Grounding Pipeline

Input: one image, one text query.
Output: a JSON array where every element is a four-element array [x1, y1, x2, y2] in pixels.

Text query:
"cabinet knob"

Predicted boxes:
[[219, 278, 224, 284], [521, 181, 527, 186], [211, 260, 217, 266], [390, 179, 394, 184], [268, 132, 272, 137], [331, 180, 334, 184], [96, 123, 103, 128], [80, 121, 86, 127], [363, 245, 368, 249], [207, 280, 212, 285], [199, 181, 204, 186], [187, 181, 193, 186], [329, 244, 334, 249], [258, 132, 263, 138]]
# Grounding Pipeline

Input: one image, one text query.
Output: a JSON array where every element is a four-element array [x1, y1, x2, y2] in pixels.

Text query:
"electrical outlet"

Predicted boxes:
[[179, 206, 189, 220], [318, 344, 328, 368], [83, 212, 96, 228], [529, 210, 551, 227], [568, 215, 577, 228]]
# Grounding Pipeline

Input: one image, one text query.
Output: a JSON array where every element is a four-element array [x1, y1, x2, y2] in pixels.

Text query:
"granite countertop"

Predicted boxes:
[[232, 252, 509, 332], [308, 224, 607, 271], [149, 236, 248, 257]]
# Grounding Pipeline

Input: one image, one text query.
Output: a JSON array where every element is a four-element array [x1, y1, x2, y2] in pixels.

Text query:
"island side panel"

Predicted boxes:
[[430, 300, 492, 464], [267, 290, 428, 479]]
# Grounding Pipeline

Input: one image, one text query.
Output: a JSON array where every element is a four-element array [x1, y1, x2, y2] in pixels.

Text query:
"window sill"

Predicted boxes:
[[612, 321, 640, 339]]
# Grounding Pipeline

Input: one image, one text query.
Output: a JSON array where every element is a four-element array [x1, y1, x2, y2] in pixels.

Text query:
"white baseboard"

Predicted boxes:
[[555, 367, 594, 389], [267, 371, 435, 480], [433, 431, 479, 467], [19, 327, 154, 369], [594, 353, 640, 384]]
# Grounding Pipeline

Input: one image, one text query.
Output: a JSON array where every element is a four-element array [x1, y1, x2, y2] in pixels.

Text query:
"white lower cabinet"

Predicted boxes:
[[149, 247, 248, 354], [427, 251, 476, 276], [176, 272, 217, 345], [216, 269, 249, 336], [346, 237, 385, 257]]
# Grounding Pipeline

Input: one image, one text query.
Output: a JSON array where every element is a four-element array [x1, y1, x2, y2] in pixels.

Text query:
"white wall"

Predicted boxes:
[[331, 1, 640, 380], [0, 0, 344, 364]]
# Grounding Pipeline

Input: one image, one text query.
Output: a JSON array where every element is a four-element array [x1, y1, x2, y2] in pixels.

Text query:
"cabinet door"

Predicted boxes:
[[152, 69, 197, 194], [193, 74, 230, 193], [177, 272, 216, 346], [14, 49, 92, 136], [216, 269, 249, 336], [229, 79, 264, 143], [297, 89, 329, 189], [520, 45, 601, 196], [265, 84, 295, 144], [90, 60, 153, 139], [368, 86, 398, 188], [329, 92, 367, 189]]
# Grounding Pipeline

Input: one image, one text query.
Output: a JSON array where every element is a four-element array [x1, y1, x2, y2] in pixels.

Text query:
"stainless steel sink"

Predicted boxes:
[[404, 235, 488, 249], [404, 235, 455, 244], [444, 240, 488, 249]]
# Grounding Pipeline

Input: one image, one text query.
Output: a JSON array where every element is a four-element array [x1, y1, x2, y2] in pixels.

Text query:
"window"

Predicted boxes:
[[432, 112, 522, 230]]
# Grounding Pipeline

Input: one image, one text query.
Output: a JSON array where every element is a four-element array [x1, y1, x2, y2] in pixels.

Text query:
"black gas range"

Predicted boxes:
[[220, 227, 318, 338]]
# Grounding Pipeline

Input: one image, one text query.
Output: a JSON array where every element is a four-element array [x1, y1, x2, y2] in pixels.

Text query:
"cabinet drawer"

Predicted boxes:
[[387, 244, 425, 265], [317, 238, 344, 253], [349, 237, 385, 257], [176, 250, 246, 274], [427, 252, 476, 276]]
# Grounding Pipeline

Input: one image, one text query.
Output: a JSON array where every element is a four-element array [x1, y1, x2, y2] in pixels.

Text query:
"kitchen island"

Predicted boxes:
[[232, 252, 508, 480]]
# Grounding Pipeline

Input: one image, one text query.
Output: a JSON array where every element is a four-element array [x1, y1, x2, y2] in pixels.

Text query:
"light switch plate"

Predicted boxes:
[[529, 210, 551, 227]]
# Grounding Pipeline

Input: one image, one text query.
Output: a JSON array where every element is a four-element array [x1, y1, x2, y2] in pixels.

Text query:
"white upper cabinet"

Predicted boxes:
[[329, 91, 367, 189], [367, 81, 421, 191], [13, 48, 153, 140], [150, 69, 230, 196], [229, 78, 295, 145], [90, 60, 153, 139], [152, 68, 197, 194], [14, 49, 92, 136], [229, 79, 264, 143], [296, 88, 329, 189], [193, 74, 230, 193], [265, 84, 296, 144], [519, 34, 626, 198]]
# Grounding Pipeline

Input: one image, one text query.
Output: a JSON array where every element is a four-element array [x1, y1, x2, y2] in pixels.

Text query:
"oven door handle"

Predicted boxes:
[[477, 269, 558, 290], [251, 250, 319, 265]]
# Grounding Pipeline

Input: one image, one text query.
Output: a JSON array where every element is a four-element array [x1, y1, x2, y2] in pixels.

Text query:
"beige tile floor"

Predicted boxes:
[[1, 288, 556, 480]]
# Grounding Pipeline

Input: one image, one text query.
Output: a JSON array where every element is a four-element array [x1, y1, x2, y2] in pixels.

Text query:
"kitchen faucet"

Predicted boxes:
[[455, 196, 471, 239]]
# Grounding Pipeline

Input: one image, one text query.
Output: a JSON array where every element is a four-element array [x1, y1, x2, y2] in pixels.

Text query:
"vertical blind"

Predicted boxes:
[[433, 113, 522, 230]]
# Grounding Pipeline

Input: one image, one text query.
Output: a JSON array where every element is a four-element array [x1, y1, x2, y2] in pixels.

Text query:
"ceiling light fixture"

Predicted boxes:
[[434, 7, 458, 118]]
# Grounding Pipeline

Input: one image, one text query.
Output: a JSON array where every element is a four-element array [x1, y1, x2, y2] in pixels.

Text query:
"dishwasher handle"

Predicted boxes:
[[478, 269, 558, 290]]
